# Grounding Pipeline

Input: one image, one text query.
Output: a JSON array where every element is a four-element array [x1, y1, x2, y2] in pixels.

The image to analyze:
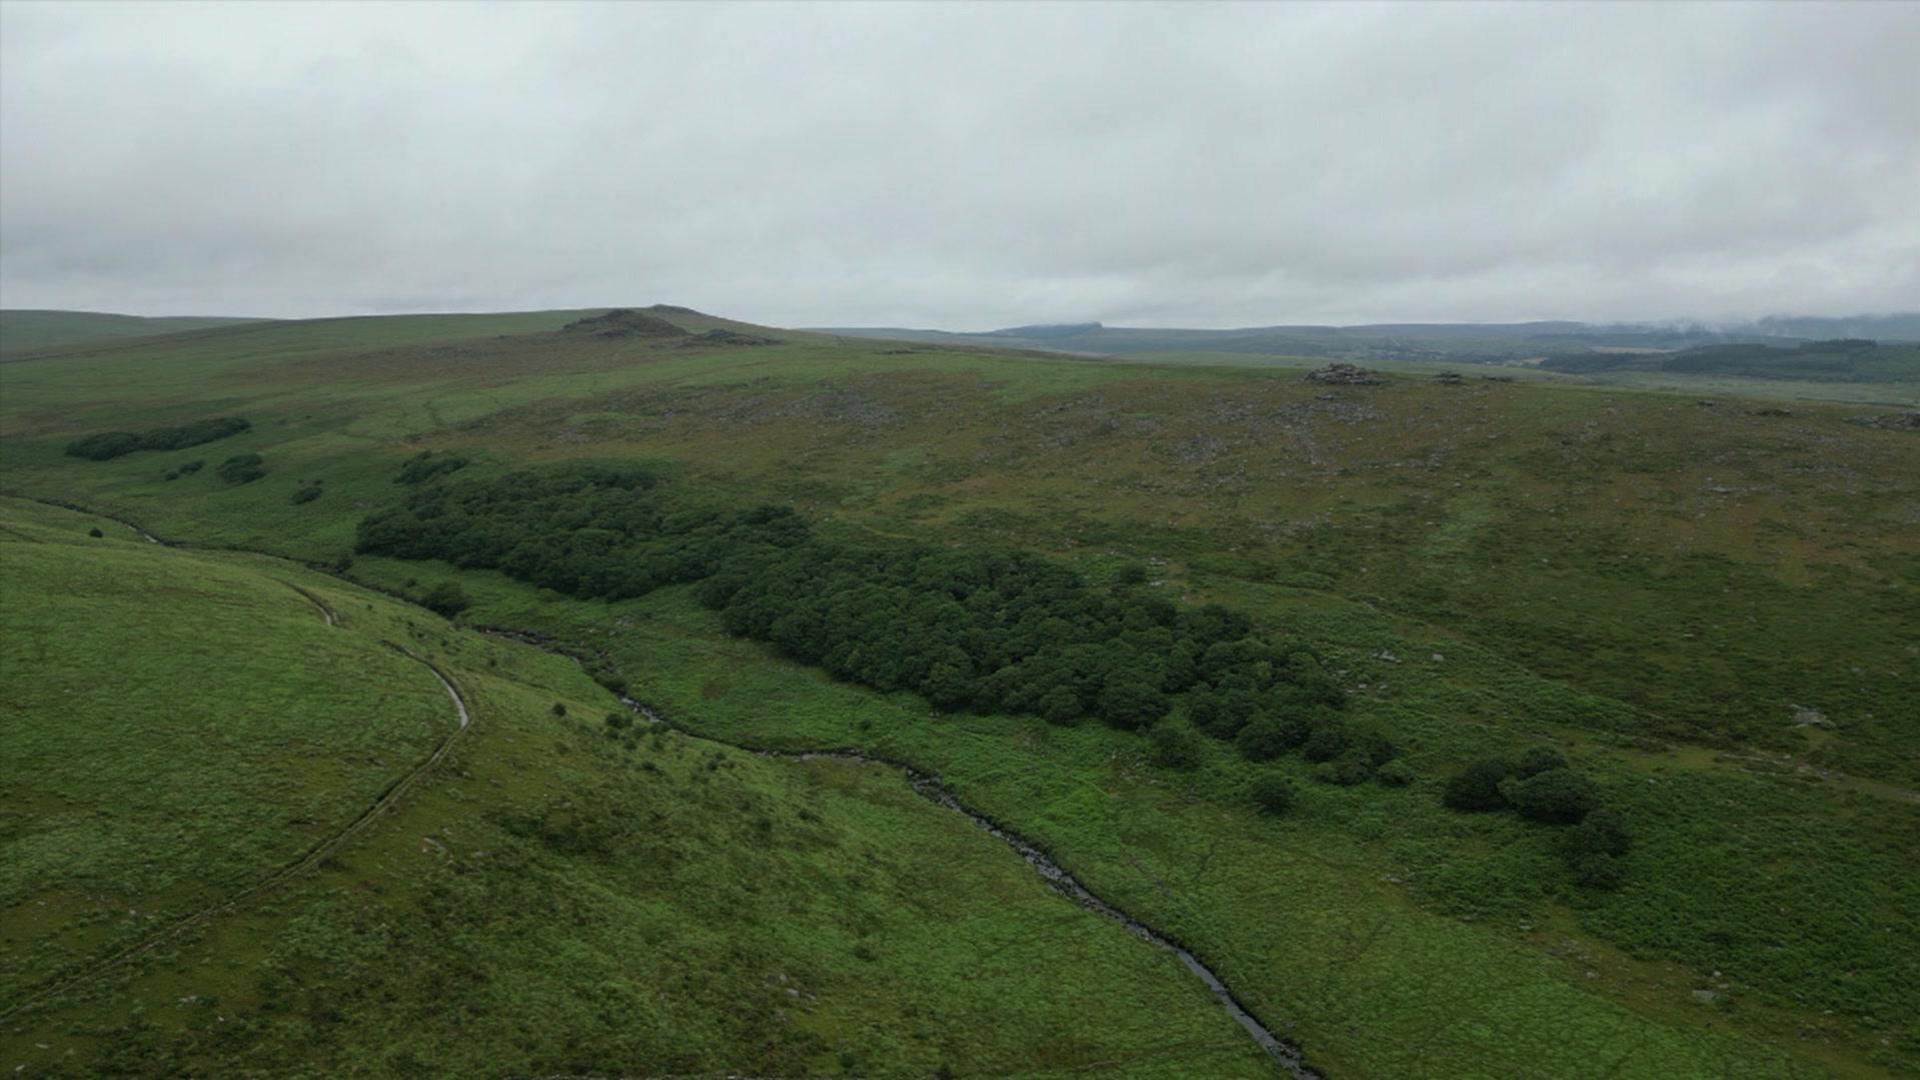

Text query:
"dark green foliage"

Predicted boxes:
[[605, 711, 632, 731], [65, 416, 249, 460], [1442, 758, 1514, 811], [396, 450, 470, 485], [1561, 808, 1632, 860], [1250, 775, 1296, 814], [1301, 720, 1351, 763], [360, 464, 1326, 734], [1502, 768, 1599, 824], [419, 581, 470, 617], [63, 431, 143, 460], [178, 460, 204, 474], [1512, 746, 1569, 778], [1313, 751, 1375, 786], [1374, 760, 1416, 787], [290, 484, 323, 505], [87, 527, 104, 538], [216, 453, 266, 484], [551, 703, 567, 718], [1569, 853, 1625, 890], [1234, 717, 1290, 762], [1148, 725, 1202, 770]]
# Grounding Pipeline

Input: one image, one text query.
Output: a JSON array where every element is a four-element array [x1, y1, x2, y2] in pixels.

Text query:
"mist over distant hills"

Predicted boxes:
[[819, 313, 1920, 362]]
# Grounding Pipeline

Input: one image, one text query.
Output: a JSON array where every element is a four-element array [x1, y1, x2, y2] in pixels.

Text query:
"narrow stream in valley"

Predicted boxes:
[[614, 691, 1322, 1078]]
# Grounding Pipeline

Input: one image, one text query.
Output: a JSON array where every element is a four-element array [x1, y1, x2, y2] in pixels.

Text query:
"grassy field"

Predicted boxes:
[[0, 498, 1281, 1077], [0, 311, 271, 356], [1, 308, 1915, 1075]]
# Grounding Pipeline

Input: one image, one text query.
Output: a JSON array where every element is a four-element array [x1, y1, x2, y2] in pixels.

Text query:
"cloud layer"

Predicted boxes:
[[3, 1, 1915, 326]]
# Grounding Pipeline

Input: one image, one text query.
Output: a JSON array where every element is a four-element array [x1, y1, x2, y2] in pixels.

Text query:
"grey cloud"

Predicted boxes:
[[2, 1, 1915, 327]]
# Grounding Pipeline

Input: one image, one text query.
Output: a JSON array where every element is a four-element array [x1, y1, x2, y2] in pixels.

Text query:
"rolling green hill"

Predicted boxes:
[[0, 310, 272, 356], [2, 309, 1915, 1076]]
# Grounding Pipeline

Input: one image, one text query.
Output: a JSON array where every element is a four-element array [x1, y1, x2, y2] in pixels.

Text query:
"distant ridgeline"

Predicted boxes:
[[64, 416, 250, 460], [357, 462, 1377, 761], [1542, 339, 1920, 381]]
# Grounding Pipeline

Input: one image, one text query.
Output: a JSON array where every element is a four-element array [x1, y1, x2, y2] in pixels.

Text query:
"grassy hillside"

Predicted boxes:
[[2, 311, 1915, 1075], [0, 310, 271, 356], [0, 498, 1278, 1076]]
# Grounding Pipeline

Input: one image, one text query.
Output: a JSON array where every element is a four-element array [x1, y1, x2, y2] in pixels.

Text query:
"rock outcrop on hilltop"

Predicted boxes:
[[562, 309, 689, 338]]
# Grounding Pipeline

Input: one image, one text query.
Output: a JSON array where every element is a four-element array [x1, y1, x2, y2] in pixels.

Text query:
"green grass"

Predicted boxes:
[[0, 311, 270, 356], [0, 499, 1278, 1077], [2, 310, 1916, 1076]]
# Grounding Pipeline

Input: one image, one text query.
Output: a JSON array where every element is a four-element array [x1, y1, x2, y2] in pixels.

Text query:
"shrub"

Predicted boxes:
[[396, 450, 470, 485], [605, 711, 632, 731], [1502, 768, 1599, 824], [1374, 759, 1416, 787], [290, 485, 323, 505], [1348, 724, 1400, 767], [551, 702, 568, 718], [87, 527, 104, 538], [1570, 853, 1625, 890], [1149, 725, 1202, 770], [1301, 720, 1351, 763], [1250, 775, 1296, 814], [1442, 758, 1514, 811], [1513, 746, 1569, 779], [64, 432, 144, 460], [1235, 717, 1290, 762], [1313, 750, 1374, 786], [1560, 808, 1632, 859], [216, 453, 266, 484], [179, 460, 204, 474], [65, 417, 249, 460], [420, 581, 470, 617]]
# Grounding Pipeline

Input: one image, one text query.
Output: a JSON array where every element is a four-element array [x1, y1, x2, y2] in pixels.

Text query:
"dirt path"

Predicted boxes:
[[0, 641, 471, 1021], [282, 581, 337, 626]]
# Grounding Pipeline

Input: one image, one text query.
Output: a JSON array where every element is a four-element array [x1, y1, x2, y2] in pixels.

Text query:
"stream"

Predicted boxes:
[[612, 693, 1321, 1078]]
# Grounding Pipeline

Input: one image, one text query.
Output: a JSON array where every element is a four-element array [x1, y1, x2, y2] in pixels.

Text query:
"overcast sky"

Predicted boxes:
[[2, 1, 1915, 328]]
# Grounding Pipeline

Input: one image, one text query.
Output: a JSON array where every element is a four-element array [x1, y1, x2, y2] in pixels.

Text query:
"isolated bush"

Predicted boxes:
[[87, 527, 104, 538], [605, 711, 632, 731], [1149, 725, 1202, 770], [64, 431, 144, 460], [290, 484, 323, 505], [1374, 759, 1416, 787], [1501, 768, 1599, 824], [216, 453, 266, 484], [551, 702, 568, 718], [420, 581, 470, 617], [1513, 746, 1570, 779], [1251, 775, 1296, 814], [1442, 758, 1515, 811], [1313, 751, 1374, 786], [178, 460, 204, 474]]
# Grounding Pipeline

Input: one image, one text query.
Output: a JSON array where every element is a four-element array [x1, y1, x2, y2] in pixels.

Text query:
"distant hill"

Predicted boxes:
[[816, 314, 1920, 364], [0, 309, 272, 354], [1541, 338, 1920, 382]]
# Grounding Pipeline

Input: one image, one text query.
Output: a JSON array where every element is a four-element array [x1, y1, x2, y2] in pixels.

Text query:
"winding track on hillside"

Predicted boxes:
[[0, 607, 471, 1022]]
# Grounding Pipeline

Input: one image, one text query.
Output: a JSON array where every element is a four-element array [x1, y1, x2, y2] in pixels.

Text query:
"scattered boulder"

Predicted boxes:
[[562, 309, 689, 338], [1305, 363, 1384, 386], [1845, 410, 1919, 431]]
